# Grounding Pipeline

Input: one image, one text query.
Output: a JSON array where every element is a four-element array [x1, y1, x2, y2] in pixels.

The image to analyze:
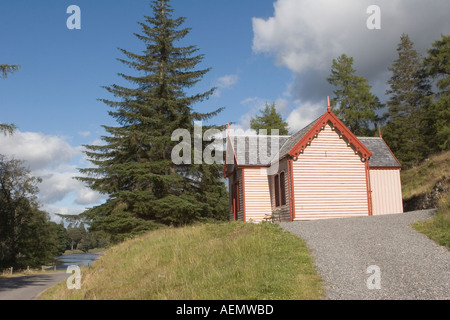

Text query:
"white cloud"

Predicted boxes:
[[252, 0, 450, 102], [216, 74, 239, 88], [78, 131, 91, 137], [238, 96, 292, 131], [286, 101, 324, 133], [0, 131, 79, 171], [214, 74, 239, 97], [0, 131, 105, 216]]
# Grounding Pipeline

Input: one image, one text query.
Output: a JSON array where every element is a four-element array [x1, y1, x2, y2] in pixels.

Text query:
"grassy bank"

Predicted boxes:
[[413, 194, 449, 249], [41, 222, 323, 300], [400, 150, 449, 249], [401, 150, 450, 199]]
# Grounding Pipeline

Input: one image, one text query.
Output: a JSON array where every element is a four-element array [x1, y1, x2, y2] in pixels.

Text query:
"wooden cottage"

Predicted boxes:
[[223, 104, 403, 222]]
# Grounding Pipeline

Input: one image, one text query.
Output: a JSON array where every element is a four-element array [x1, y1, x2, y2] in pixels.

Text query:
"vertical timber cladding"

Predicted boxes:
[[268, 158, 291, 221], [370, 169, 403, 215], [243, 167, 273, 222], [292, 124, 369, 220]]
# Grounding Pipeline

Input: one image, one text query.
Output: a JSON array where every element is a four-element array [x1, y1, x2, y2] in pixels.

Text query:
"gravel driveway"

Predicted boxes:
[[280, 210, 450, 300]]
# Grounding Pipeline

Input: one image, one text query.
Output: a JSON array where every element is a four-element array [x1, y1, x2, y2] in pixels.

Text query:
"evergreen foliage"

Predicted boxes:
[[424, 34, 450, 151], [382, 34, 432, 167], [250, 102, 289, 135], [78, 0, 228, 243], [327, 54, 383, 136]]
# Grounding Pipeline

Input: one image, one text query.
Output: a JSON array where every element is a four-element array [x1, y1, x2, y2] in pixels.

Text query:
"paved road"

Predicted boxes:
[[280, 210, 450, 300], [0, 272, 69, 300]]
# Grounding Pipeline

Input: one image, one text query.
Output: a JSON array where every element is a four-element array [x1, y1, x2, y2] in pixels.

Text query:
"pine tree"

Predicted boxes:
[[78, 0, 227, 242], [383, 34, 432, 167], [250, 102, 289, 135], [0, 64, 19, 135], [424, 34, 450, 151], [327, 54, 383, 136]]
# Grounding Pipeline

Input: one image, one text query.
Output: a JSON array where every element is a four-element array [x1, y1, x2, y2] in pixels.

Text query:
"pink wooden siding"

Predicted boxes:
[[243, 168, 272, 222], [292, 124, 369, 220], [369, 169, 403, 215], [268, 158, 291, 221]]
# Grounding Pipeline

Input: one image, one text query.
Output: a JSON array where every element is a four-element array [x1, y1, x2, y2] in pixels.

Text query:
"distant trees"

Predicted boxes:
[[327, 34, 449, 168], [424, 34, 450, 151], [382, 34, 432, 167], [0, 155, 66, 269], [327, 54, 383, 136], [250, 102, 289, 135]]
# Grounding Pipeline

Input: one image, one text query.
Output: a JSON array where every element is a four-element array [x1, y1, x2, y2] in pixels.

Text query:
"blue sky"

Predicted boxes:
[[0, 0, 449, 219]]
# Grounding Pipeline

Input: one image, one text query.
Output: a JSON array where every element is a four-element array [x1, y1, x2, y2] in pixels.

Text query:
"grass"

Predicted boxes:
[[40, 222, 323, 300], [401, 150, 450, 199], [413, 195, 450, 249], [400, 150, 450, 249]]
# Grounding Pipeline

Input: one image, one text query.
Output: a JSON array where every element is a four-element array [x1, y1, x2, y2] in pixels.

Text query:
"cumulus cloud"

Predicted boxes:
[[0, 131, 79, 171], [0, 131, 105, 215], [214, 74, 239, 97], [286, 101, 324, 133], [252, 0, 450, 103]]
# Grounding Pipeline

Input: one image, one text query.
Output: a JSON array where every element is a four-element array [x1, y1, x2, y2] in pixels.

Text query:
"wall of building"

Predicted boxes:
[[292, 124, 369, 220], [369, 168, 403, 215], [242, 167, 273, 222]]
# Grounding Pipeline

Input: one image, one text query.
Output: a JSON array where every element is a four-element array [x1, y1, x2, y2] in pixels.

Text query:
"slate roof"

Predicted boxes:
[[357, 137, 402, 168], [227, 119, 401, 168], [227, 135, 291, 166]]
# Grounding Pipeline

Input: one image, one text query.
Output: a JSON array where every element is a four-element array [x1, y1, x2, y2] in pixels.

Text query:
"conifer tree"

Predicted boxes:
[[327, 54, 383, 136], [424, 34, 450, 151], [250, 102, 289, 135], [78, 0, 227, 242], [383, 34, 432, 167]]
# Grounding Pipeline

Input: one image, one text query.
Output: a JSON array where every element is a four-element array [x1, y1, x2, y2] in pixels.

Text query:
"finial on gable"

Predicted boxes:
[[327, 96, 331, 113], [378, 126, 382, 138]]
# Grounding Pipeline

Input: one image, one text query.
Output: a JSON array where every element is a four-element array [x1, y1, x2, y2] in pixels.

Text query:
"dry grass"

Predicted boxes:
[[413, 194, 450, 249], [40, 222, 323, 300], [401, 150, 450, 199]]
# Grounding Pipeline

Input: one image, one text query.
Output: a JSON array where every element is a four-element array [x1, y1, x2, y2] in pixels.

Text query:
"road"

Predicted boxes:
[[0, 272, 69, 300], [280, 210, 450, 299]]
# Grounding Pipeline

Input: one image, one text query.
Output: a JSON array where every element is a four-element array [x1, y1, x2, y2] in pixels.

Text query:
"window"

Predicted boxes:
[[274, 175, 280, 207], [274, 171, 286, 207], [232, 182, 240, 220], [280, 172, 286, 206]]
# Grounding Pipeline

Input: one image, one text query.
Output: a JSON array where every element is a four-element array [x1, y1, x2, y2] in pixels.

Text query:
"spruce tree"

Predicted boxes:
[[78, 0, 227, 242], [327, 54, 383, 136], [250, 102, 289, 135], [383, 34, 432, 167], [424, 34, 450, 151]]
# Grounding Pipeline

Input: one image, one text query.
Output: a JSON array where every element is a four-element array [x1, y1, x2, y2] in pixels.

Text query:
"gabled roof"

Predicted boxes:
[[357, 137, 402, 168], [224, 105, 401, 174], [226, 135, 291, 166], [286, 108, 372, 160]]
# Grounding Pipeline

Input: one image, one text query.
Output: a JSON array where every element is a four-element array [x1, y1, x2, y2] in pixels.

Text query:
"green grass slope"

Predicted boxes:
[[401, 150, 449, 249], [41, 222, 323, 300]]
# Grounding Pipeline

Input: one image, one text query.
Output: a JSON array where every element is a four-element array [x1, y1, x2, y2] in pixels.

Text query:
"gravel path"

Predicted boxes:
[[280, 210, 450, 300]]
